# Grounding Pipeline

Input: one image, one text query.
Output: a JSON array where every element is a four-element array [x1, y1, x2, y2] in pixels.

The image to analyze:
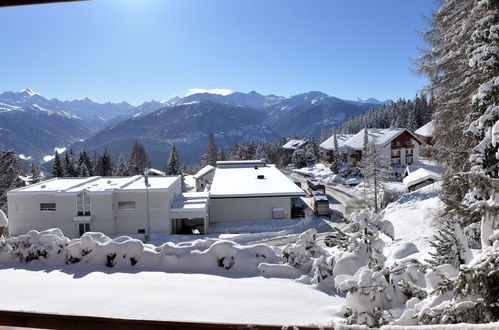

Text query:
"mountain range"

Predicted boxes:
[[0, 88, 390, 166]]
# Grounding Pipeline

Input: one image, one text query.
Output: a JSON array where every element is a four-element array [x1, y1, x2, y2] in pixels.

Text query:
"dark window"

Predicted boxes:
[[76, 191, 91, 216], [40, 203, 56, 211], [78, 223, 90, 236], [118, 201, 136, 210]]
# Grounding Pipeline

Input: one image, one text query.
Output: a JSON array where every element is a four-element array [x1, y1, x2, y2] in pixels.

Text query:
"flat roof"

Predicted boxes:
[[9, 175, 180, 194], [210, 164, 306, 198]]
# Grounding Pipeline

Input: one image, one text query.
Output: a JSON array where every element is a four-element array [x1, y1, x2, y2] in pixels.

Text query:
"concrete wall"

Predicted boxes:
[[196, 171, 215, 192], [209, 196, 292, 223], [7, 177, 182, 238]]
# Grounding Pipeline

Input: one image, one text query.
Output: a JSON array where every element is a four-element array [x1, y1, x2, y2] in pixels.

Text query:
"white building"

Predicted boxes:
[[209, 160, 306, 223], [7, 175, 181, 238], [193, 165, 215, 192]]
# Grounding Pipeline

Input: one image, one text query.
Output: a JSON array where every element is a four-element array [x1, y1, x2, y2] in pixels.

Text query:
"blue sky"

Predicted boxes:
[[0, 0, 437, 105]]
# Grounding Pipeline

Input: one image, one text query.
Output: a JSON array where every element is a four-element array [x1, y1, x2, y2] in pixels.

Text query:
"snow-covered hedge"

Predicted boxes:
[[0, 229, 281, 276]]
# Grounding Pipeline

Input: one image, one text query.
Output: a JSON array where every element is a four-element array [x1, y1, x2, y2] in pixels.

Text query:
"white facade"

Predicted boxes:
[[7, 175, 182, 238], [193, 165, 215, 192], [209, 161, 306, 223]]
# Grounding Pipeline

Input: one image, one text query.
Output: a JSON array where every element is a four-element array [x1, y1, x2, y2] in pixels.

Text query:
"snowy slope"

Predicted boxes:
[[381, 182, 443, 264]]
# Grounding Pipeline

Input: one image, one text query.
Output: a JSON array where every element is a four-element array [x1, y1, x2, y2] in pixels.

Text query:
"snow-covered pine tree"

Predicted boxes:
[[165, 145, 181, 176], [427, 218, 473, 269], [358, 138, 388, 212], [52, 151, 65, 178], [203, 133, 219, 166], [78, 162, 90, 177], [64, 149, 78, 177], [304, 138, 320, 165], [28, 162, 42, 184], [128, 141, 150, 175], [292, 149, 307, 169], [331, 129, 340, 174], [115, 153, 128, 176]]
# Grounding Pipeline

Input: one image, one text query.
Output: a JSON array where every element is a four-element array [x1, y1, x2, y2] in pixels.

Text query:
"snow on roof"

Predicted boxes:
[[210, 164, 306, 198], [170, 192, 209, 218], [319, 134, 355, 150], [9, 175, 180, 194], [415, 121, 434, 137], [403, 168, 442, 189], [193, 165, 215, 179], [404, 163, 443, 177], [282, 139, 307, 150], [344, 128, 419, 150]]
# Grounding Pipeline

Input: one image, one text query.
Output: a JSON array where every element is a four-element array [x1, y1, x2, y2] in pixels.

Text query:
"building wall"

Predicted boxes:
[[196, 170, 215, 192], [209, 196, 292, 223], [7, 177, 182, 238], [7, 193, 104, 237]]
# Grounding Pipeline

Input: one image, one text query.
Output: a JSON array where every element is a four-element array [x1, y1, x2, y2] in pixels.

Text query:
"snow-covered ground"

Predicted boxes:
[[119, 217, 336, 246], [0, 266, 343, 326], [382, 181, 442, 264]]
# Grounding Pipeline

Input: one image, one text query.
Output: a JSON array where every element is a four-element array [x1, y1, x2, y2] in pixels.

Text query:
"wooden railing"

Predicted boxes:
[[0, 310, 333, 330]]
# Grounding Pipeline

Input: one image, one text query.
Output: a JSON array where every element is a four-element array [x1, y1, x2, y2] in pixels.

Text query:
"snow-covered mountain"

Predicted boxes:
[[0, 88, 386, 165], [71, 101, 278, 165]]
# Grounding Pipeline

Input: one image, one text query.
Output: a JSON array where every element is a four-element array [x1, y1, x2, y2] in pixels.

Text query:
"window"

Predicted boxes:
[[391, 141, 401, 147], [40, 203, 56, 211], [391, 158, 401, 165], [407, 149, 413, 155], [118, 201, 136, 210], [407, 157, 414, 165], [391, 150, 400, 157], [78, 223, 90, 236], [76, 191, 91, 216]]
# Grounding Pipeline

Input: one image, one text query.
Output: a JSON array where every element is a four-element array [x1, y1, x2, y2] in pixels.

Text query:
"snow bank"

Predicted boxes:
[[382, 182, 443, 264], [0, 229, 283, 276]]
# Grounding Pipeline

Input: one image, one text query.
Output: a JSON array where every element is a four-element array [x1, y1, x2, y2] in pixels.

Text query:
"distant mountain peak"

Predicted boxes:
[[20, 88, 39, 97]]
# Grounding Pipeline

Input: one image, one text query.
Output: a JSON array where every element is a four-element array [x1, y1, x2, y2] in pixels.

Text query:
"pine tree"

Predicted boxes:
[[304, 138, 320, 165], [331, 129, 340, 174], [77, 151, 93, 177], [203, 133, 219, 166], [64, 149, 78, 177], [165, 145, 181, 175], [427, 218, 472, 269], [52, 151, 65, 178], [128, 141, 150, 175], [358, 139, 388, 212], [0, 149, 25, 212], [114, 153, 129, 176], [292, 149, 307, 169], [78, 162, 90, 177], [28, 162, 42, 184], [95, 149, 114, 176]]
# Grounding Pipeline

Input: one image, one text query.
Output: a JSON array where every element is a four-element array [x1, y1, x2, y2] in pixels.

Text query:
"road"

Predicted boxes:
[[285, 169, 365, 218]]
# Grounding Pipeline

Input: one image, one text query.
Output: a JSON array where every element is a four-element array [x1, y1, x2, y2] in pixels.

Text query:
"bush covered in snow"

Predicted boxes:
[[0, 229, 282, 276]]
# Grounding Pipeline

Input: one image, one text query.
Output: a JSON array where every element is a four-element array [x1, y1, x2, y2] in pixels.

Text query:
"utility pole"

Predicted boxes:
[[144, 169, 151, 243]]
